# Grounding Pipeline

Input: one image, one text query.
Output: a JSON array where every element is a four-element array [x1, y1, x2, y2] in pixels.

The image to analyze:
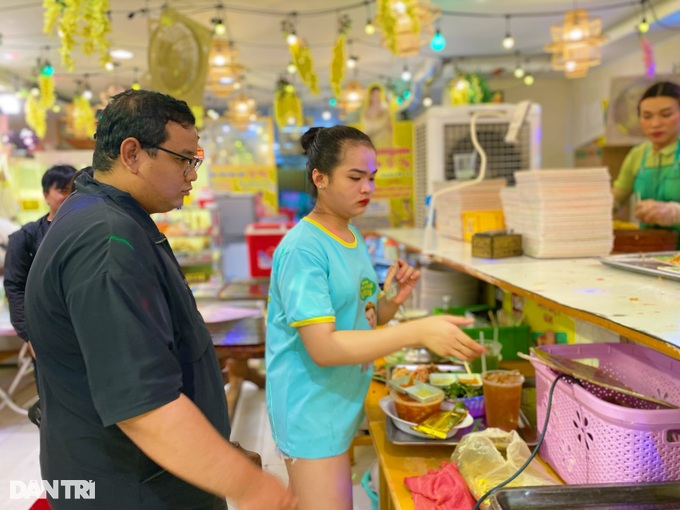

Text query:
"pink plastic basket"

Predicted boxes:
[[532, 343, 680, 484]]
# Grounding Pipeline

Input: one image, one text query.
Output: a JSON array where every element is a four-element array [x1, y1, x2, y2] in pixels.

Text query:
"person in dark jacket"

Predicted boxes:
[[3, 164, 76, 351]]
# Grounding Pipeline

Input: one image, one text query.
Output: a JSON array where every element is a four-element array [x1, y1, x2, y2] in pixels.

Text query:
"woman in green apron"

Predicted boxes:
[[613, 81, 680, 246]]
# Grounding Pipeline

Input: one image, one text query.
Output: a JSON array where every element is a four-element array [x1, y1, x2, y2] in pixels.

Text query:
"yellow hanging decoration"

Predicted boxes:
[[38, 74, 56, 111], [72, 95, 96, 139], [289, 41, 320, 95], [274, 80, 303, 128], [191, 106, 205, 130], [43, 0, 111, 71], [330, 35, 346, 99], [330, 15, 351, 100], [374, 0, 439, 57], [81, 0, 111, 67], [43, 0, 62, 35], [25, 95, 47, 140]]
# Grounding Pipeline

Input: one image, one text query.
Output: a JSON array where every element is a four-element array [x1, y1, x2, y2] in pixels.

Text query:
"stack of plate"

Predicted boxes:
[[434, 178, 507, 240], [501, 168, 613, 258], [419, 262, 480, 311]]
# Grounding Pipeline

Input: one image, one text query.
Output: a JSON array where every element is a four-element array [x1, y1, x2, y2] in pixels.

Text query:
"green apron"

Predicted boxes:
[[633, 138, 680, 247]]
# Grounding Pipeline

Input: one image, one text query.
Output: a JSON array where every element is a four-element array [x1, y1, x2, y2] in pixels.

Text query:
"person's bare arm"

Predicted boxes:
[[118, 394, 295, 510], [612, 187, 631, 212], [298, 315, 485, 367]]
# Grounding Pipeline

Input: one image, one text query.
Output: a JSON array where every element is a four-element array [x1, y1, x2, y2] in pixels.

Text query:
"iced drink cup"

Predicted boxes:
[[482, 370, 525, 431]]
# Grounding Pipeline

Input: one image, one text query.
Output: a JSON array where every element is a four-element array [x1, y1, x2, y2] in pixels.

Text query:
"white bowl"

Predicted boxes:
[[379, 396, 473, 439]]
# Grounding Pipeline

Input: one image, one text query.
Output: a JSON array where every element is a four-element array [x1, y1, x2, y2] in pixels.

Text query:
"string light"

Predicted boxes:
[[131, 67, 141, 90], [430, 29, 446, 52], [638, 0, 649, 33], [364, 0, 375, 35], [502, 15, 515, 49], [212, 3, 228, 36]]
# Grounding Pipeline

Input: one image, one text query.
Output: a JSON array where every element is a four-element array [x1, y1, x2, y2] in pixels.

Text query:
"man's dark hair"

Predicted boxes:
[[92, 89, 196, 173], [42, 164, 77, 194]]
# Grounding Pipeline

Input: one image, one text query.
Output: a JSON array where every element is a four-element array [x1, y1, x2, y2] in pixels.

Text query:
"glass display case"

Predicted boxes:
[[154, 206, 222, 284]]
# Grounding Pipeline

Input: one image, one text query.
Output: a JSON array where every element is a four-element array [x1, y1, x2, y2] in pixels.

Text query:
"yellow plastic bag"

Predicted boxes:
[[451, 428, 561, 503]]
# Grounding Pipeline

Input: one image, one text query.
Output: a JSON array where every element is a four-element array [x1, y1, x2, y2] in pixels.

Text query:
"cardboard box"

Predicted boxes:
[[471, 231, 523, 259]]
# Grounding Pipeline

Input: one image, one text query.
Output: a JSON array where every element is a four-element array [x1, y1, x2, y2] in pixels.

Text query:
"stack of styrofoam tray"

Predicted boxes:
[[434, 178, 507, 240], [501, 168, 613, 258], [419, 262, 480, 311]]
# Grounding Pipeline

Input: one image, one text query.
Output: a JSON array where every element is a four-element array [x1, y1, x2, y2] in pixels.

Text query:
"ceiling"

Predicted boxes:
[[0, 0, 679, 113]]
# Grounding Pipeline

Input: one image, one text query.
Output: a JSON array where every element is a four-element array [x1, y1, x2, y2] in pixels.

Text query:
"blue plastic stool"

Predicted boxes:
[[361, 466, 379, 510]]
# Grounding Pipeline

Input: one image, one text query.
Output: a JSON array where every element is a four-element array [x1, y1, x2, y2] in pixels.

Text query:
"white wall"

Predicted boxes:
[[489, 30, 680, 169], [571, 33, 680, 148], [489, 76, 573, 169]]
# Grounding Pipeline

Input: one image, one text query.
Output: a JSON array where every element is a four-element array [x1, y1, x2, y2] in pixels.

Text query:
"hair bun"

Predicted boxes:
[[300, 127, 324, 154]]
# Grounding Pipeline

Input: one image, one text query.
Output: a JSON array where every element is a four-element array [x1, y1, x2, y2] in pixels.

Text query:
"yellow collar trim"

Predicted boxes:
[[303, 217, 357, 248], [649, 138, 679, 157]]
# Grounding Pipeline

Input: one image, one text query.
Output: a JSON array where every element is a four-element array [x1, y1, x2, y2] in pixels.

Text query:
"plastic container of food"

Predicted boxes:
[[390, 388, 444, 424]]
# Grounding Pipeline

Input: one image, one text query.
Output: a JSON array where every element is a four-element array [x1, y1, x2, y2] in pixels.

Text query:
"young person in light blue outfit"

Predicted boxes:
[[266, 125, 486, 510]]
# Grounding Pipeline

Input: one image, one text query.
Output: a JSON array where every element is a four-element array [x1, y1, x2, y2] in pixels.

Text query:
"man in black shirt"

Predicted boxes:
[[4, 165, 75, 351], [25, 90, 295, 510]]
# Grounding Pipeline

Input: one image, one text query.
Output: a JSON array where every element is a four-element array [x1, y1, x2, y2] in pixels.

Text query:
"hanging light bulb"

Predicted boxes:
[[502, 15, 515, 49], [213, 54, 227, 66], [40, 60, 54, 76], [131, 81, 141, 91], [346, 55, 358, 69], [513, 65, 525, 79], [523, 74, 534, 86], [565, 60, 577, 73], [52, 104, 61, 113], [30, 86, 40, 97], [214, 20, 227, 35], [105, 61, 115, 72], [422, 96, 433, 107], [322, 110, 332, 120], [287, 61, 296, 74], [638, 18, 650, 33], [286, 31, 298, 46], [83, 88, 93, 100], [401, 65, 412, 82], [364, 20, 375, 35], [430, 30, 446, 52], [393, 1, 407, 15]]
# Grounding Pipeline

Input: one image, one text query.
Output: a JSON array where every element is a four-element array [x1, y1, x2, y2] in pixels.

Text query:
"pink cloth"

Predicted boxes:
[[404, 461, 476, 510]]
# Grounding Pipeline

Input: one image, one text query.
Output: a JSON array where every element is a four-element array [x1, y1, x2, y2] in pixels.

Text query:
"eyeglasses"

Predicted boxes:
[[146, 145, 202, 176]]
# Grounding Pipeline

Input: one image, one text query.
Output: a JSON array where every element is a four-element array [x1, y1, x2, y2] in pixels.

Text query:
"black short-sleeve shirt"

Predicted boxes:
[[25, 174, 230, 510]]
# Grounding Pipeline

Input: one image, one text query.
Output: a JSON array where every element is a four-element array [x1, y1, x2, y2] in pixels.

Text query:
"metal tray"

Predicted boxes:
[[601, 251, 680, 282], [487, 481, 680, 510], [385, 409, 537, 447]]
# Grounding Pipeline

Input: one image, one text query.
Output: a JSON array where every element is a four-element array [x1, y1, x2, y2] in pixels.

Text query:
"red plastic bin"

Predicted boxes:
[[245, 222, 295, 277]]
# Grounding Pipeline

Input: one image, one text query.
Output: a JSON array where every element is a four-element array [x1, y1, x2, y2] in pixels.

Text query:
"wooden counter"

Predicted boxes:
[[367, 228, 680, 508], [365, 380, 452, 510]]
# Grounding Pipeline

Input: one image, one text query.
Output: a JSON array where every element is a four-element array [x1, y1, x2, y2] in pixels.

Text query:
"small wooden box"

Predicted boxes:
[[471, 231, 523, 259]]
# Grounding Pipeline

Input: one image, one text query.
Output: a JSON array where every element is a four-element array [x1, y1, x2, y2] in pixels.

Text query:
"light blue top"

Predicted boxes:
[[265, 217, 379, 458]]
